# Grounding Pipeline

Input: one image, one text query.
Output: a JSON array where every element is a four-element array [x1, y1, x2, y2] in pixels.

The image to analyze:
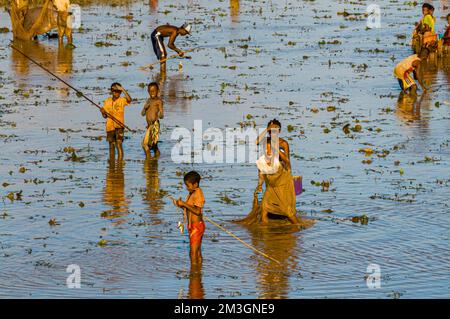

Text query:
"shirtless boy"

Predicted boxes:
[[141, 82, 164, 158], [173, 171, 205, 264]]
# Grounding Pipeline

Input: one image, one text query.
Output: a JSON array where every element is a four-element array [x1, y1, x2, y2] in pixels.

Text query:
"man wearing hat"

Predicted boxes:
[[150, 23, 191, 61]]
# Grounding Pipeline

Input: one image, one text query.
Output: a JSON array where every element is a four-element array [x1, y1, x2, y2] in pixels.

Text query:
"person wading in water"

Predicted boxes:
[[150, 23, 191, 71]]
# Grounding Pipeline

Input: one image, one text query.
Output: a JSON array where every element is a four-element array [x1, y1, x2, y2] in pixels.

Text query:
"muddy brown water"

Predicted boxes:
[[0, 1, 449, 298]]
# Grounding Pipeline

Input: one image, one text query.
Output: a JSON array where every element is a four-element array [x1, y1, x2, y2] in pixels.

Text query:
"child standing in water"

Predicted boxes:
[[141, 82, 164, 158], [173, 171, 205, 264], [100, 83, 132, 161]]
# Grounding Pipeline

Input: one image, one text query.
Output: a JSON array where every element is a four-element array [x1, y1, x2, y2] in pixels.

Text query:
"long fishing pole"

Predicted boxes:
[[168, 195, 281, 265], [9, 42, 135, 133]]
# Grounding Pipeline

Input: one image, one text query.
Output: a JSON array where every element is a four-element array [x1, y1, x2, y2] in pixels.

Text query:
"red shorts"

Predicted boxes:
[[188, 221, 205, 247]]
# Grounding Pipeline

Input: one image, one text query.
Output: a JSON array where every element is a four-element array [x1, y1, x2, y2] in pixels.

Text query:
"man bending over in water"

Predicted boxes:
[[151, 23, 191, 61], [394, 54, 427, 94]]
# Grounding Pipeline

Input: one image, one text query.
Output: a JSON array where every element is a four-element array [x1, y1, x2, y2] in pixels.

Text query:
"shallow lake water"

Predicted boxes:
[[0, 0, 449, 298]]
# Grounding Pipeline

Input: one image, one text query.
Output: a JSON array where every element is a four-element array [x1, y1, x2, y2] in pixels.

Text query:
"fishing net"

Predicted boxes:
[[10, 0, 58, 41], [233, 193, 263, 225], [234, 192, 315, 228]]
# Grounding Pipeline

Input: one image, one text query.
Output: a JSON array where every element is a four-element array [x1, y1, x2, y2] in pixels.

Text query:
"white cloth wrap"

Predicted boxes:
[[256, 155, 280, 175]]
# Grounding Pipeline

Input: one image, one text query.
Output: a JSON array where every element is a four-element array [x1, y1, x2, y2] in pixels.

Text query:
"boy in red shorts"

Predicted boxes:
[[173, 171, 205, 264]]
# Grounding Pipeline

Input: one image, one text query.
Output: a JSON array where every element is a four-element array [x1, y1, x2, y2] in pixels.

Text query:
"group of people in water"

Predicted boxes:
[[92, 15, 314, 263], [394, 3, 450, 94], [99, 80, 308, 264], [9, 0, 447, 267]]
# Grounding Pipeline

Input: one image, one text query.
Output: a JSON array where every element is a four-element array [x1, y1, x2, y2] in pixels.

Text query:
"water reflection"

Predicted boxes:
[[420, 58, 439, 91], [438, 54, 450, 85], [102, 160, 129, 225], [246, 225, 300, 298], [230, 0, 240, 23], [142, 157, 164, 215], [396, 91, 421, 122], [11, 39, 73, 77], [11, 39, 73, 98], [188, 261, 205, 299]]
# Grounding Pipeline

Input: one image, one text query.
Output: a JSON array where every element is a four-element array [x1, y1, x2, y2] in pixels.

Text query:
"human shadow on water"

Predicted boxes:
[[102, 160, 129, 226], [11, 39, 74, 99], [420, 57, 439, 94]]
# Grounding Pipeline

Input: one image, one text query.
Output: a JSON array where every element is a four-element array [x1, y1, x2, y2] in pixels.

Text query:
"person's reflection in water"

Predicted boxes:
[[149, 0, 158, 12], [188, 260, 205, 299], [155, 65, 166, 92], [420, 56, 438, 91], [246, 225, 300, 298], [439, 53, 450, 86], [230, 0, 240, 23], [396, 91, 421, 122], [11, 39, 73, 77], [142, 157, 164, 216], [56, 42, 73, 74], [11, 39, 73, 98], [102, 160, 129, 226]]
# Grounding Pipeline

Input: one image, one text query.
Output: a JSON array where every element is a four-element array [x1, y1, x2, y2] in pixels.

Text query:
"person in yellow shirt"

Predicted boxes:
[[412, 3, 437, 56], [420, 3, 435, 33], [100, 83, 132, 161], [394, 54, 427, 93]]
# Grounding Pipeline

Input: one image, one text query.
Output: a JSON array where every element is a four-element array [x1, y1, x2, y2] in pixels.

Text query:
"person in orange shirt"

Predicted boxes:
[[173, 171, 206, 264], [100, 83, 132, 161]]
